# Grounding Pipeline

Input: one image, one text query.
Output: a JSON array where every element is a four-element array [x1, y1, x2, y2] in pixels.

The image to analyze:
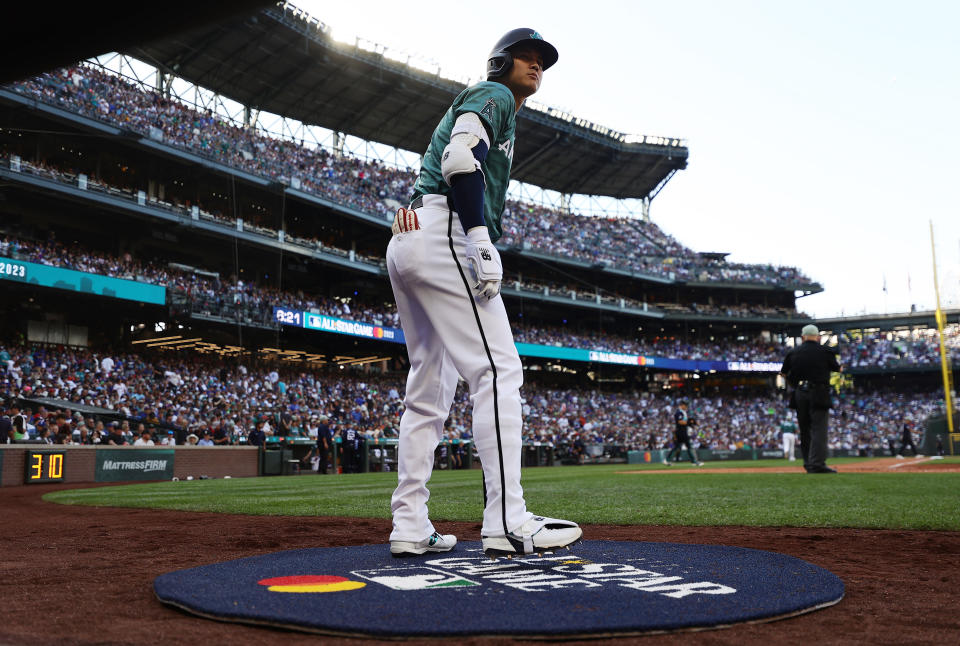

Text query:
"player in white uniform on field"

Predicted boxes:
[[387, 29, 582, 559], [780, 415, 798, 461]]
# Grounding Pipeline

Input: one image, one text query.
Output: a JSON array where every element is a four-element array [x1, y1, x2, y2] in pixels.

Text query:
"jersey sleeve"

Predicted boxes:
[[454, 82, 514, 142]]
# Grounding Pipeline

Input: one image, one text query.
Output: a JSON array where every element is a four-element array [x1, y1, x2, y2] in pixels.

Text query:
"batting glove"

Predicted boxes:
[[465, 226, 502, 301]]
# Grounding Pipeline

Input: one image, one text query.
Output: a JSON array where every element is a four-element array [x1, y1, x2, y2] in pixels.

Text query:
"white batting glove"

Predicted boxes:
[[465, 226, 502, 301]]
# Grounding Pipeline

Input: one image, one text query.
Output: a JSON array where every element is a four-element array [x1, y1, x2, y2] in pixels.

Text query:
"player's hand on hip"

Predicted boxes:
[[465, 226, 502, 301]]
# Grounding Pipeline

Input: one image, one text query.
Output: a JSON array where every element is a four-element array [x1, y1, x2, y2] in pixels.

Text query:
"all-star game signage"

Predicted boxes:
[[155, 541, 845, 637]]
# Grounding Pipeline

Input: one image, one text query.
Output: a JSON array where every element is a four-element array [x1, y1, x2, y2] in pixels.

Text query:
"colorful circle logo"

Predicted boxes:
[[258, 575, 366, 593], [374, 327, 384, 339]]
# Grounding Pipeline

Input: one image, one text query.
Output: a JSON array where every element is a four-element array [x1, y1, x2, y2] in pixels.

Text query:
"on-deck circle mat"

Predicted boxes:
[[154, 540, 844, 638]]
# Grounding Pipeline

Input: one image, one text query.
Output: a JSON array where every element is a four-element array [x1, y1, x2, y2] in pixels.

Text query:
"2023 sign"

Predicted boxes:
[[0, 261, 26, 277], [24, 451, 66, 483]]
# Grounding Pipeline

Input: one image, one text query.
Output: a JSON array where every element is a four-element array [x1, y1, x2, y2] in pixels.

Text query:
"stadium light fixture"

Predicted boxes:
[[146, 337, 202, 348], [131, 335, 181, 344]]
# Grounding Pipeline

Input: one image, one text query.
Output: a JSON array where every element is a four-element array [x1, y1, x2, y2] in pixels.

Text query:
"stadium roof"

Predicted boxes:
[[4, 1, 273, 85], [125, 2, 688, 200], [815, 308, 960, 331], [11, 397, 123, 419]]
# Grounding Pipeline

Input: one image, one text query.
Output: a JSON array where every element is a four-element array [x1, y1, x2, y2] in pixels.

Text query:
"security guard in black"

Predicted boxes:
[[780, 324, 841, 473]]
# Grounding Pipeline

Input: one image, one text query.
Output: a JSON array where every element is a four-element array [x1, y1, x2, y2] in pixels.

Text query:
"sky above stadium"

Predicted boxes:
[[298, 0, 960, 320]]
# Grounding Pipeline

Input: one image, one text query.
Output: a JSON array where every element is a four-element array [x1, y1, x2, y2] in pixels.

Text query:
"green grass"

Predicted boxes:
[[43, 459, 960, 531]]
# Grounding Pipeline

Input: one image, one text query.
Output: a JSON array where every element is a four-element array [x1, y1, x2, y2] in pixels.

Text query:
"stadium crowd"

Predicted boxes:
[[0, 341, 947, 457], [2, 231, 956, 369], [8, 64, 814, 287]]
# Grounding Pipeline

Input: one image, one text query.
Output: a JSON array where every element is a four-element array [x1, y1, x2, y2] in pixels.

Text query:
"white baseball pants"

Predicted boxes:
[[782, 432, 797, 460], [386, 194, 532, 541]]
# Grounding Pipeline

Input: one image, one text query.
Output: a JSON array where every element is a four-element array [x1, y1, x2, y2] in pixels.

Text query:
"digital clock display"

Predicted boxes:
[[273, 306, 303, 327], [24, 451, 66, 483]]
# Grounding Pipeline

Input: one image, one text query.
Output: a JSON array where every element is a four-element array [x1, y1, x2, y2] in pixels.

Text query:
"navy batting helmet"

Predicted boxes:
[[486, 28, 559, 80]]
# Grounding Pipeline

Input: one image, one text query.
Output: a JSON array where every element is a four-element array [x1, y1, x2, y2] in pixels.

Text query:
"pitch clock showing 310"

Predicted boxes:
[[24, 451, 66, 484]]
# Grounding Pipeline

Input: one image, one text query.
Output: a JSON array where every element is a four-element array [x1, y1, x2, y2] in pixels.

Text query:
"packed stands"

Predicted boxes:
[[7, 64, 814, 287], [1, 342, 944, 453], [2, 232, 956, 369], [842, 329, 960, 369]]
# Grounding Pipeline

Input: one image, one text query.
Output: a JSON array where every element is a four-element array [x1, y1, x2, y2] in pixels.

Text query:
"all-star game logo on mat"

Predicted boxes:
[[154, 541, 844, 638]]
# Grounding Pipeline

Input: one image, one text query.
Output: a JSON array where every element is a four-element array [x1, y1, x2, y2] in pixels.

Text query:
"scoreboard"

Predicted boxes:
[[273, 306, 404, 343], [24, 450, 66, 484]]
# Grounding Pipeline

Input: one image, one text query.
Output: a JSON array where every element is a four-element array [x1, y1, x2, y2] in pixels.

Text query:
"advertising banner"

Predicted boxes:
[[701, 448, 757, 461], [758, 449, 787, 459], [0, 256, 166, 305], [273, 307, 405, 344], [272, 308, 782, 373], [95, 449, 174, 482]]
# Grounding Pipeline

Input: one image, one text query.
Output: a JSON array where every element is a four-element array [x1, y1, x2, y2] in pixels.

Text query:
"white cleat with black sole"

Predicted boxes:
[[482, 516, 582, 560], [390, 532, 457, 557]]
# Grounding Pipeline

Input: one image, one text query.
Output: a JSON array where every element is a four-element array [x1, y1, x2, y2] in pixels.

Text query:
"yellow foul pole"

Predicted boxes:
[[929, 221, 954, 435]]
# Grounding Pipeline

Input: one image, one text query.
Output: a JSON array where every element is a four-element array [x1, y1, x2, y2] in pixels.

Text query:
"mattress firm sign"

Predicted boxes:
[[95, 449, 174, 482]]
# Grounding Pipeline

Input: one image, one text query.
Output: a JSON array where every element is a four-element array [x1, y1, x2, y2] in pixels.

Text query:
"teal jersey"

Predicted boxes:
[[780, 420, 797, 434], [412, 81, 516, 242]]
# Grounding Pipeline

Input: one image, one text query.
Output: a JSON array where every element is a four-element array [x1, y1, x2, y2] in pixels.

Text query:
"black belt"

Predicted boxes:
[[797, 380, 826, 387], [409, 194, 454, 210]]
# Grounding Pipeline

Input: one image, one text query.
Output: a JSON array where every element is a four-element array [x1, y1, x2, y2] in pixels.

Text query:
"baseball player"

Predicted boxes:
[[386, 29, 582, 559], [663, 401, 703, 466], [896, 417, 919, 458], [780, 414, 798, 461]]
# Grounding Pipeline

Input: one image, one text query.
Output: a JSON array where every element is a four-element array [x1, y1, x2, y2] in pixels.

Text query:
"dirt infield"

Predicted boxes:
[[621, 456, 960, 475], [1, 483, 958, 645]]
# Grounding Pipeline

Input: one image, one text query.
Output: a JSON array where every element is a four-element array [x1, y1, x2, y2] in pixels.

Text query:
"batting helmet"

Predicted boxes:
[[486, 28, 559, 80]]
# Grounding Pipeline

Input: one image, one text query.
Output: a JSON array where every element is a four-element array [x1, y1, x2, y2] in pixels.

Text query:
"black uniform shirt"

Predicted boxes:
[[247, 428, 266, 448], [674, 408, 690, 440], [316, 423, 331, 449], [901, 423, 913, 443], [780, 340, 840, 386]]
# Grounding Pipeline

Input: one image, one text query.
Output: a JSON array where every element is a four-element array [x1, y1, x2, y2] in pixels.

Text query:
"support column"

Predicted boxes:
[[157, 72, 173, 99], [243, 106, 259, 127]]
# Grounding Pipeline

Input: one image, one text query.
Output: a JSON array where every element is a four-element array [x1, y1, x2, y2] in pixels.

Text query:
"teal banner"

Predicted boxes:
[[0, 256, 166, 305], [514, 343, 780, 373], [95, 449, 174, 481]]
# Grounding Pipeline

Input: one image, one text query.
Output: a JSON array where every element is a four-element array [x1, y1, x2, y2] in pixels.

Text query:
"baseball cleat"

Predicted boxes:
[[482, 515, 582, 558], [390, 531, 457, 557]]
